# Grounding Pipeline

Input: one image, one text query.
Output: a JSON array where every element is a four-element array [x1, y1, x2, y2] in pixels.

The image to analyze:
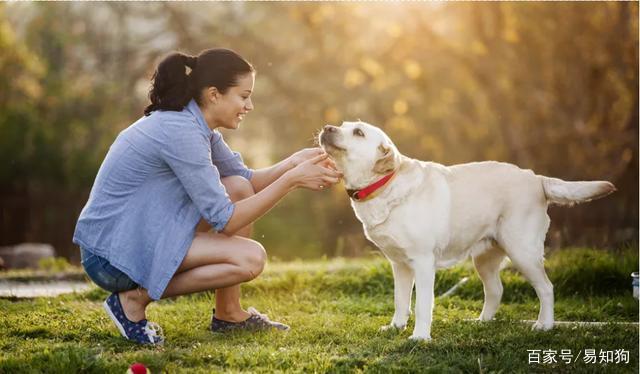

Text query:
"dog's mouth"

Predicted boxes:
[[319, 131, 347, 153]]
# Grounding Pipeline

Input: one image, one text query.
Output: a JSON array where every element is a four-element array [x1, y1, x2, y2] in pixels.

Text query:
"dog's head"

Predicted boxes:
[[319, 121, 401, 188]]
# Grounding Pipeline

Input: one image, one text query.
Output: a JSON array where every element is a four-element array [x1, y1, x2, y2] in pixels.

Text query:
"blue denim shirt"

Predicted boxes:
[[73, 99, 253, 300]]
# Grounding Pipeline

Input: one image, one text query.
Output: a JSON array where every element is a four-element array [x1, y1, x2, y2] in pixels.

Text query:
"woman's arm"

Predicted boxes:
[[250, 148, 335, 192], [222, 153, 340, 235], [249, 158, 295, 193]]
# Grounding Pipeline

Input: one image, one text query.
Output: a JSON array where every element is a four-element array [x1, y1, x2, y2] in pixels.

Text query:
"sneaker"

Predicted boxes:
[[209, 307, 290, 333], [103, 293, 164, 345]]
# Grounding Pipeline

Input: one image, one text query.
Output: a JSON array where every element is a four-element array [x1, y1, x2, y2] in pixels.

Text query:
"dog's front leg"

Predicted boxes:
[[409, 254, 436, 341], [381, 260, 414, 331]]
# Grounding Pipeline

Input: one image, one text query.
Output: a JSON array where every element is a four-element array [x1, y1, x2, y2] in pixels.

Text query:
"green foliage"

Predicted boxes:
[[37, 257, 72, 273], [0, 248, 637, 372], [545, 246, 639, 297], [454, 246, 640, 302]]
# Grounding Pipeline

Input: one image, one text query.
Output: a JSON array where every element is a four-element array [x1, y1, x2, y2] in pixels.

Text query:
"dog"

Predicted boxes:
[[319, 121, 615, 341]]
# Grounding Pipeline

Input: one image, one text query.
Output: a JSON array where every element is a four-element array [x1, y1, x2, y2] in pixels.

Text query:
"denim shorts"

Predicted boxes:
[[80, 247, 138, 293]]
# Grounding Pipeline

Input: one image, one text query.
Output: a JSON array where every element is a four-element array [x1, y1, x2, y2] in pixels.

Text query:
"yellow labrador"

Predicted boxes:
[[319, 121, 615, 341]]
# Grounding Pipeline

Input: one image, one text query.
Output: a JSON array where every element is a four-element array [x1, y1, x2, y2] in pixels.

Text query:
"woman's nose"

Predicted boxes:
[[245, 98, 254, 111]]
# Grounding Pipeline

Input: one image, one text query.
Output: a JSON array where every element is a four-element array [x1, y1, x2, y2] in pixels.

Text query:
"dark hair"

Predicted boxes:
[[144, 48, 254, 116]]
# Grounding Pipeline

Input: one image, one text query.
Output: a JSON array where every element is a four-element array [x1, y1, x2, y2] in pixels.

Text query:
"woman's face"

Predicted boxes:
[[205, 73, 255, 130]]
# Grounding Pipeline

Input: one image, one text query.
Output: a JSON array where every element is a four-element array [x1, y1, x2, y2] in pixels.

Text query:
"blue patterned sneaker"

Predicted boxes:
[[210, 307, 290, 333], [103, 293, 164, 345]]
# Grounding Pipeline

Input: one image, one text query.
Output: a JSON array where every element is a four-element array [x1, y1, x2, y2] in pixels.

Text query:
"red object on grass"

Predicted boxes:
[[129, 363, 148, 374]]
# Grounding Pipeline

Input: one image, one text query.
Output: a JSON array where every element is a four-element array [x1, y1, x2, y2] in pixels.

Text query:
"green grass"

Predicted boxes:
[[1, 248, 638, 373]]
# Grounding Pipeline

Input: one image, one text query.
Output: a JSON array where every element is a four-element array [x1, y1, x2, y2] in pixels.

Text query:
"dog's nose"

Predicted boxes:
[[323, 125, 337, 133]]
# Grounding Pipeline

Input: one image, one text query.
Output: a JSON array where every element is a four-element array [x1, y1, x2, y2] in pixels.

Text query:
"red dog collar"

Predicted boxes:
[[346, 172, 396, 201]]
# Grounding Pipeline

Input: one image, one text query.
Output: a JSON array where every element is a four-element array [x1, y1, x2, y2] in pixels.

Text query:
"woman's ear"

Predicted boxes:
[[373, 143, 397, 174], [206, 87, 220, 103]]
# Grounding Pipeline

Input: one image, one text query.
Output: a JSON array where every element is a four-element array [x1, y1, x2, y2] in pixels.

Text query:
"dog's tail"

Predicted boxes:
[[540, 176, 616, 206]]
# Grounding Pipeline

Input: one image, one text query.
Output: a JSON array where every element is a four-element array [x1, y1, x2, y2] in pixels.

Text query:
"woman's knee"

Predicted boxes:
[[221, 176, 255, 202], [240, 241, 267, 280]]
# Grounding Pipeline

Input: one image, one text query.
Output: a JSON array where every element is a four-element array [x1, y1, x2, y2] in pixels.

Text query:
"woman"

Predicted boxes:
[[73, 48, 341, 345]]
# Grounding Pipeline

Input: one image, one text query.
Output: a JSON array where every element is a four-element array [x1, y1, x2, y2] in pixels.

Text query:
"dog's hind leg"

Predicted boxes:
[[508, 252, 554, 330], [382, 260, 414, 331], [498, 213, 554, 330], [472, 246, 506, 321]]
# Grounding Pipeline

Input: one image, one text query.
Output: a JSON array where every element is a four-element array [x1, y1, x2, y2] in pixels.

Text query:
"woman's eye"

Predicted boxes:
[[353, 129, 364, 137]]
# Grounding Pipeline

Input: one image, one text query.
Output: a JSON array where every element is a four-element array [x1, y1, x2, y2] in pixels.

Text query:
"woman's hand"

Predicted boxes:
[[285, 153, 342, 191], [289, 148, 338, 172]]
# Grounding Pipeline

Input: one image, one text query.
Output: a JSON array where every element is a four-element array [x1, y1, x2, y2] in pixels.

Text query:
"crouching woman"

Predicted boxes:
[[73, 48, 341, 345]]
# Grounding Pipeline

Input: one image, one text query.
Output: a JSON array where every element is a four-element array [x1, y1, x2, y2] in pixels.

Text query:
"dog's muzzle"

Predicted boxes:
[[319, 131, 332, 146], [319, 126, 345, 153]]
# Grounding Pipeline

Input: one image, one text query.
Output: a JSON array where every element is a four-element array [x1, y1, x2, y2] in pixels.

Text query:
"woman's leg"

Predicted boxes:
[[201, 176, 256, 321], [118, 176, 260, 322], [162, 233, 265, 296]]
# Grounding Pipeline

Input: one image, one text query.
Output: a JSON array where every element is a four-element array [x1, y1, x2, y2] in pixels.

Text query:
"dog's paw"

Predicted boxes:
[[478, 313, 494, 322], [408, 333, 432, 342], [531, 321, 554, 331], [379, 324, 405, 332]]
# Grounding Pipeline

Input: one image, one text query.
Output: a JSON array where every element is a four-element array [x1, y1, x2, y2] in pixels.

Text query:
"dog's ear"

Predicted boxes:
[[373, 144, 396, 174]]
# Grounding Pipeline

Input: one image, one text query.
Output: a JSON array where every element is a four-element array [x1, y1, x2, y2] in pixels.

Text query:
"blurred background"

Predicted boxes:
[[0, 2, 637, 266]]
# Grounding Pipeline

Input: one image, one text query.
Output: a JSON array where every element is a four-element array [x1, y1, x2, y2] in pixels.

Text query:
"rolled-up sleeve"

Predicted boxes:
[[211, 131, 253, 180], [160, 121, 235, 232]]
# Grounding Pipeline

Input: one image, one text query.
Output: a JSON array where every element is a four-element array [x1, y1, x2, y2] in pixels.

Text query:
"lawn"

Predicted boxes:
[[0, 247, 638, 373]]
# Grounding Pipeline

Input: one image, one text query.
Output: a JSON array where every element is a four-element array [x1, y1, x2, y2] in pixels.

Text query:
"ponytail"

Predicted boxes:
[[144, 53, 197, 116], [144, 48, 254, 116]]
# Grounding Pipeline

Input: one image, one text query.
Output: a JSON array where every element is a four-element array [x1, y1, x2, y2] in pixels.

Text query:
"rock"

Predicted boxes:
[[0, 243, 55, 269]]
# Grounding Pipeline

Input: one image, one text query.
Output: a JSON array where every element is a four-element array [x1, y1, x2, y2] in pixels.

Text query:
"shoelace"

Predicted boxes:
[[247, 307, 270, 322], [143, 321, 165, 344], [246, 307, 289, 331]]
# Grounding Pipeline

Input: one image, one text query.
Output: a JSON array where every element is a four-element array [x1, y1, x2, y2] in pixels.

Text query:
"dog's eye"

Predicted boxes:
[[353, 128, 365, 137]]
